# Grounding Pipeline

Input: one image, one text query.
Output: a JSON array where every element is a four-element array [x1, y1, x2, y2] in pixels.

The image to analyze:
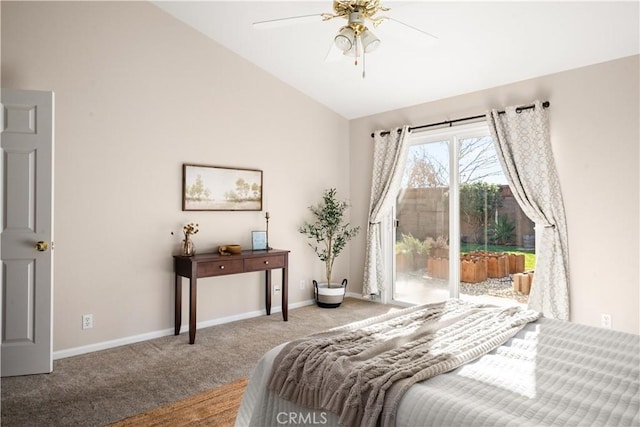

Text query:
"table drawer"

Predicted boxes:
[[244, 255, 285, 272], [197, 259, 243, 277]]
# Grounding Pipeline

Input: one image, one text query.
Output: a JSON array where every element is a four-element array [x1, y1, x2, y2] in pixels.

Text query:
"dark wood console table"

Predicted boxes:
[[173, 249, 289, 344]]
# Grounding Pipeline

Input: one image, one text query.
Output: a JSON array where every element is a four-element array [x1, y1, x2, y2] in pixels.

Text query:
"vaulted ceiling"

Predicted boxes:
[[154, 1, 640, 119]]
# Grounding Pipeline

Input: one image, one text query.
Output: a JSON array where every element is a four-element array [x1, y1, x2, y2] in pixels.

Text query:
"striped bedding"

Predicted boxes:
[[235, 309, 639, 427]]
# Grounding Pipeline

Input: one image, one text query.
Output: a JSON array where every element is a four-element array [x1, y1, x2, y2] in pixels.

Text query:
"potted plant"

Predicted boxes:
[[396, 233, 430, 272], [299, 188, 359, 308], [426, 235, 449, 279]]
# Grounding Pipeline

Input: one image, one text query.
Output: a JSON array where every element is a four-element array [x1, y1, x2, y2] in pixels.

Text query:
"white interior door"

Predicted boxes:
[[1, 88, 54, 377]]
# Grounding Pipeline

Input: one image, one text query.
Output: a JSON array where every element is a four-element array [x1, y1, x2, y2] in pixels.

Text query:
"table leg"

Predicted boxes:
[[265, 270, 272, 315], [189, 277, 197, 344], [282, 266, 288, 321], [174, 274, 182, 335]]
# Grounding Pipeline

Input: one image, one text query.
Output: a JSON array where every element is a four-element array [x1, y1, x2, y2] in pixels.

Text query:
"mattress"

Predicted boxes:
[[235, 316, 639, 427]]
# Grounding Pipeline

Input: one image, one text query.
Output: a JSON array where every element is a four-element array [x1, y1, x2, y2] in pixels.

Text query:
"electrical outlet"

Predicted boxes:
[[300, 280, 306, 290], [601, 314, 612, 329], [82, 314, 93, 330]]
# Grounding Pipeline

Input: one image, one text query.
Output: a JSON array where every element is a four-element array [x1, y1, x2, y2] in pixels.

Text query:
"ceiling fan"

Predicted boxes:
[[253, 0, 437, 78]]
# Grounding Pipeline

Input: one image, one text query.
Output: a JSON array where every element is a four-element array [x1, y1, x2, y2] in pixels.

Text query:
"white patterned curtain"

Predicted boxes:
[[363, 126, 411, 296], [486, 101, 570, 320]]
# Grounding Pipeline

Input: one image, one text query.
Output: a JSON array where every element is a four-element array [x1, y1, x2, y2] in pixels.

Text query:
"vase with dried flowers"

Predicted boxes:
[[182, 222, 199, 256]]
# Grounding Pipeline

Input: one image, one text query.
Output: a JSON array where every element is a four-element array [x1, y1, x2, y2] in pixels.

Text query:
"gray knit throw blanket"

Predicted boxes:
[[268, 299, 541, 427]]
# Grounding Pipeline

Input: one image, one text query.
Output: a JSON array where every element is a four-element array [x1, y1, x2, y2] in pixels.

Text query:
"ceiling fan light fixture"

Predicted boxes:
[[254, 0, 437, 78], [343, 35, 359, 57], [334, 26, 354, 52], [361, 28, 380, 53]]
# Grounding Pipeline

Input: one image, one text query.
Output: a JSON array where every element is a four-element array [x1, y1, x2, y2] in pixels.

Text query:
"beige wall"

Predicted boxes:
[[2, 1, 351, 353], [2, 1, 638, 358], [350, 55, 640, 334]]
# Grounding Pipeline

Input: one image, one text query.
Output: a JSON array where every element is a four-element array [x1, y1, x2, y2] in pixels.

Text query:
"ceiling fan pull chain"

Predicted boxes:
[[354, 35, 359, 66], [362, 50, 366, 79], [353, 36, 357, 66]]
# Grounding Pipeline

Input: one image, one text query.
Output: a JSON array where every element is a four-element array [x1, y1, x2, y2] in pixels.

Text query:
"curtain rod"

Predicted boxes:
[[371, 101, 550, 138]]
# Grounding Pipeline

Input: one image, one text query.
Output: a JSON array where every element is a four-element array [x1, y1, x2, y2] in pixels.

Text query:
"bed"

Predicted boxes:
[[235, 300, 640, 427]]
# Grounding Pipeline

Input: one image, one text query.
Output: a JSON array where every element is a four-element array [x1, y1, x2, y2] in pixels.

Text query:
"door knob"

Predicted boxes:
[[35, 241, 48, 252]]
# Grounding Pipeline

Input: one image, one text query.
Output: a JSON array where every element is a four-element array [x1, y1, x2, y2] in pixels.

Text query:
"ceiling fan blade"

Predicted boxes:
[[324, 40, 343, 63], [385, 17, 438, 40], [252, 13, 326, 29]]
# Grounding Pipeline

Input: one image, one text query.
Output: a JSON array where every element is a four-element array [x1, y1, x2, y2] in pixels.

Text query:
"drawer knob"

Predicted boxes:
[[220, 265, 225, 269], [264, 261, 269, 265]]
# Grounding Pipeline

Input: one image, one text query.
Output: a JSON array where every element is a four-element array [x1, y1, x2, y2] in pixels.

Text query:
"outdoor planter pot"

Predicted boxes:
[[428, 251, 515, 283], [427, 257, 449, 280], [413, 253, 428, 271], [461, 257, 488, 283], [486, 254, 509, 278], [396, 253, 413, 271], [513, 271, 535, 294], [507, 253, 525, 274]]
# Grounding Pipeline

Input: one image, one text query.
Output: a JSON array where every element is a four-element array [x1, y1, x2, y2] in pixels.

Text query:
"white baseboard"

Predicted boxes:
[[53, 299, 316, 360]]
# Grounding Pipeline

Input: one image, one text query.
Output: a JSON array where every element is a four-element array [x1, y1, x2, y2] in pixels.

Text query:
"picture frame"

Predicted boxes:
[[182, 164, 263, 211], [252, 231, 267, 251]]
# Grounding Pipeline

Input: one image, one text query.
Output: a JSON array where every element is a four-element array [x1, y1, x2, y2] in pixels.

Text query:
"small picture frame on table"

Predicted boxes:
[[252, 231, 267, 250]]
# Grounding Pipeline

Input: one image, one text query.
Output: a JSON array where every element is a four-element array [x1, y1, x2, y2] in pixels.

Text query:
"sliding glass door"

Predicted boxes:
[[392, 122, 535, 306], [394, 139, 452, 303]]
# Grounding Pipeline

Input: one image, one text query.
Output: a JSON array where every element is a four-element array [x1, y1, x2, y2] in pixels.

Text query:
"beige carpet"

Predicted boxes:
[[111, 377, 248, 427], [2, 297, 398, 426]]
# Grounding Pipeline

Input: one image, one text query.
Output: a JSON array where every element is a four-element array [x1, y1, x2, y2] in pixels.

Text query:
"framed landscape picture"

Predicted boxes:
[[182, 164, 263, 211]]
